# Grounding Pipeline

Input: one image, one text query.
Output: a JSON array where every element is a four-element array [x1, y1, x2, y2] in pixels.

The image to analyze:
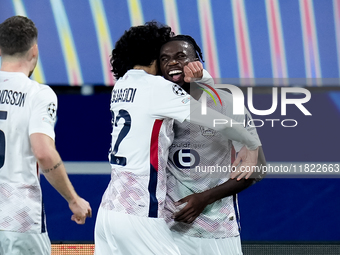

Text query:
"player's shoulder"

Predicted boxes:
[[29, 81, 57, 102], [145, 73, 173, 87], [121, 69, 171, 87], [121, 70, 187, 97], [145, 74, 187, 96], [34, 81, 55, 95]]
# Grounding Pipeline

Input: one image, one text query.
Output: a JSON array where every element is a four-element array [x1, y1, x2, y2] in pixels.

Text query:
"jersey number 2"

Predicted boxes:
[[110, 109, 131, 166]]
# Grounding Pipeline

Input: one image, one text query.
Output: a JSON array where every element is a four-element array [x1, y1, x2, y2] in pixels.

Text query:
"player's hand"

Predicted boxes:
[[69, 196, 92, 224], [231, 146, 259, 180], [184, 61, 203, 83], [172, 192, 208, 224]]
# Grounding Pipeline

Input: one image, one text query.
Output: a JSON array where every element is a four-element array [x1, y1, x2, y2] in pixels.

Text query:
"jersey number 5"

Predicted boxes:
[[109, 109, 131, 166], [0, 111, 8, 168]]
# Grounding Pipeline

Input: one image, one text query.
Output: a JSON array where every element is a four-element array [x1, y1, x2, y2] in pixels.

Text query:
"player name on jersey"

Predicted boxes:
[[111, 88, 137, 103], [0, 89, 27, 107]]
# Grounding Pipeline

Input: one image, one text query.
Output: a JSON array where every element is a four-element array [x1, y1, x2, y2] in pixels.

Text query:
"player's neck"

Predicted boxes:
[[0, 59, 30, 77], [133, 61, 157, 75]]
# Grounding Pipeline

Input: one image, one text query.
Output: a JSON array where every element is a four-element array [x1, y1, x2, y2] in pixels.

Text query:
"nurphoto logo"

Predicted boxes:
[[198, 83, 312, 128]]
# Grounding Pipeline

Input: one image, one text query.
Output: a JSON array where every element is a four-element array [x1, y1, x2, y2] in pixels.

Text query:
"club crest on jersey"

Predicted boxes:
[[47, 102, 57, 120], [172, 84, 186, 96], [199, 126, 216, 136]]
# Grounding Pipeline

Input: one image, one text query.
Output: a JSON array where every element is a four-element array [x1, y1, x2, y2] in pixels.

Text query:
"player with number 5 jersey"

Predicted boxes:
[[0, 16, 91, 255]]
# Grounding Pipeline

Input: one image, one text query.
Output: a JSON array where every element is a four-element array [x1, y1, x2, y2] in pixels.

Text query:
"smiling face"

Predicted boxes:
[[159, 40, 197, 86]]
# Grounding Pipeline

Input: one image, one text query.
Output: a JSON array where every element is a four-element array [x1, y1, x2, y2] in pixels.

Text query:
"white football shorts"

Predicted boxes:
[[0, 230, 51, 255], [172, 231, 243, 255], [94, 207, 180, 255]]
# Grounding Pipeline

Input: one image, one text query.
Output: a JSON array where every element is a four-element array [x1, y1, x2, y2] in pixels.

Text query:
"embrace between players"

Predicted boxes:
[[0, 16, 265, 255], [94, 22, 266, 255]]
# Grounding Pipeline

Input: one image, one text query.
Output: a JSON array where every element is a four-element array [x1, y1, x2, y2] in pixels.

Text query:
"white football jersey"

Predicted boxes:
[[100, 70, 192, 218], [165, 88, 260, 238], [0, 71, 57, 233]]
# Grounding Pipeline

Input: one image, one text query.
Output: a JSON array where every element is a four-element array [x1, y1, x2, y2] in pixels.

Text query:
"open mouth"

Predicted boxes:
[[168, 70, 183, 82]]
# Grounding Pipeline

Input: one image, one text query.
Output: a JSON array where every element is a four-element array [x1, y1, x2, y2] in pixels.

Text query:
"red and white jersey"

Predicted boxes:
[[0, 71, 57, 233], [165, 88, 260, 238], [100, 70, 192, 218]]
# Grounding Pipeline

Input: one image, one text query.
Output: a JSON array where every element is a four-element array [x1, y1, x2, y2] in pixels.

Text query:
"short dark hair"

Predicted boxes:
[[165, 35, 204, 63], [0, 16, 38, 56], [110, 21, 174, 79]]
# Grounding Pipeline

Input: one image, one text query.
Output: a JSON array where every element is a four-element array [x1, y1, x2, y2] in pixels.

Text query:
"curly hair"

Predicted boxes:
[[165, 35, 204, 63], [110, 21, 174, 79], [0, 16, 38, 56]]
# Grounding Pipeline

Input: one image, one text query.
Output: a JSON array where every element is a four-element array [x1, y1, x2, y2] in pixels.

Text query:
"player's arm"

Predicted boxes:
[[175, 96, 265, 223], [189, 100, 260, 149], [184, 61, 260, 150], [173, 106, 261, 224], [156, 66, 260, 161], [183, 61, 214, 88], [230, 108, 266, 180], [30, 133, 92, 224], [183, 61, 204, 83], [173, 146, 266, 224]]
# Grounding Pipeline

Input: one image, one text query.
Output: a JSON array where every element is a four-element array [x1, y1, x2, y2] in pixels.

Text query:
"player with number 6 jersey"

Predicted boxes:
[[159, 35, 266, 255]]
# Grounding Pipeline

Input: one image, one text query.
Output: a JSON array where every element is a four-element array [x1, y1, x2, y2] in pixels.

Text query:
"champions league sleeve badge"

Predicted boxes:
[[172, 84, 186, 96], [47, 102, 57, 120]]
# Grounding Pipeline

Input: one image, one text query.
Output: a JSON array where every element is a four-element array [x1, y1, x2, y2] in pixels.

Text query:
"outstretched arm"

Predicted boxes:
[[189, 99, 261, 150], [30, 133, 92, 224], [184, 61, 261, 150]]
